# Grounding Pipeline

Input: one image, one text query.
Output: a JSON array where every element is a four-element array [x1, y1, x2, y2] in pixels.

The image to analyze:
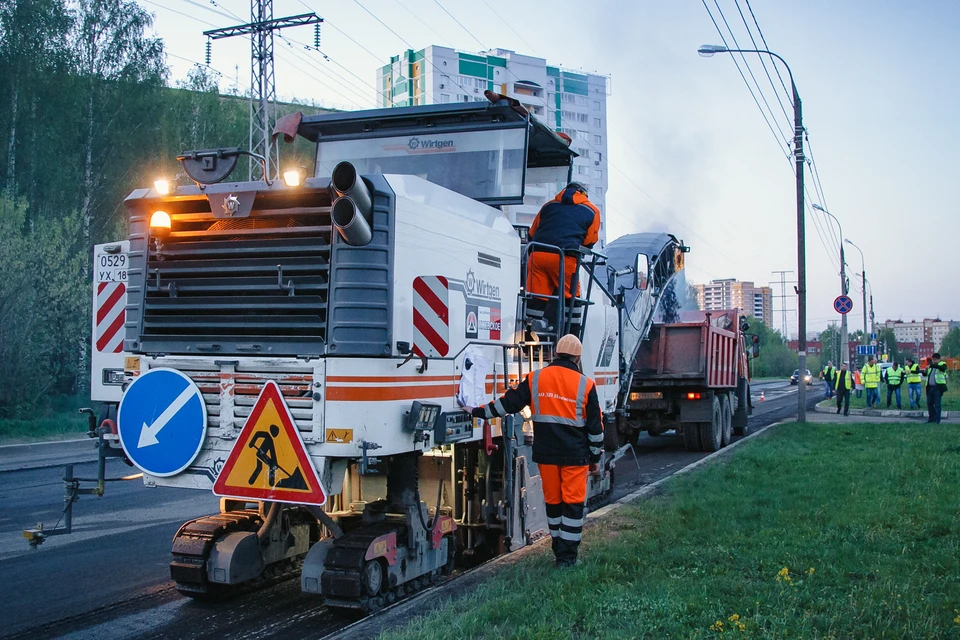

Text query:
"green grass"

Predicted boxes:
[[0, 395, 90, 443], [816, 388, 960, 412], [383, 423, 960, 639]]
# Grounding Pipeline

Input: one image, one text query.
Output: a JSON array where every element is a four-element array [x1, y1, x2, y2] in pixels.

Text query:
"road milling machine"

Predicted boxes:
[[87, 94, 688, 612]]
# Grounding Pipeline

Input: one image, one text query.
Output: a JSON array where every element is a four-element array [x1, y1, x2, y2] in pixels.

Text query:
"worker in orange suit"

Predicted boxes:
[[526, 182, 601, 330], [465, 334, 603, 567]]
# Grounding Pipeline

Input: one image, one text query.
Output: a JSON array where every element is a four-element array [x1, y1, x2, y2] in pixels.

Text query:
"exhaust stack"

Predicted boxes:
[[331, 161, 373, 246]]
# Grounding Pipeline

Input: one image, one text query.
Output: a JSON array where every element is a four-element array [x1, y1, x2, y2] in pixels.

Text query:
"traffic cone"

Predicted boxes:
[[760, 390, 765, 402]]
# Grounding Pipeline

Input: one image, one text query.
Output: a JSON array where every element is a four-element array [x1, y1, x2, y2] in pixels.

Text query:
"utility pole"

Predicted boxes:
[[771, 270, 796, 337], [204, 6, 322, 181], [812, 204, 849, 367]]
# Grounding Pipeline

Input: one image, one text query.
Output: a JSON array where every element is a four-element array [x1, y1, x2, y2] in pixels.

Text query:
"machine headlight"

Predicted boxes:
[[153, 178, 171, 195], [150, 210, 171, 236]]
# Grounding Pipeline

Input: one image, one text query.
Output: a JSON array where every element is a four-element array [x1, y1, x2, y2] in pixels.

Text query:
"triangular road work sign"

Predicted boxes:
[[213, 381, 326, 505]]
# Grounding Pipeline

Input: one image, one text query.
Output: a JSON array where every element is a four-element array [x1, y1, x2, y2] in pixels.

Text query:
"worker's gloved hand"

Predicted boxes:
[[589, 462, 600, 476]]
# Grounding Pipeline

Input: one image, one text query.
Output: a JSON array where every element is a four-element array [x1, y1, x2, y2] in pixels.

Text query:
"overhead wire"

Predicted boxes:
[[703, 0, 845, 279], [732, 0, 792, 125], [701, 0, 791, 158], [711, 0, 791, 147], [420, 0, 754, 274]]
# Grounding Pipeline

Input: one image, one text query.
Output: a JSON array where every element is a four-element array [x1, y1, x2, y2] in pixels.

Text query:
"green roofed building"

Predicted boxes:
[[376, 46, 611, 246]]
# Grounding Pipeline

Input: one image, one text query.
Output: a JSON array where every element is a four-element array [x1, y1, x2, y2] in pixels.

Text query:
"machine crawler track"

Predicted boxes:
[[170, 510, 300, 600]]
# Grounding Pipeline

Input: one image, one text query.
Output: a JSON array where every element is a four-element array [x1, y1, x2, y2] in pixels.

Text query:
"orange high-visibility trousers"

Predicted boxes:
[[540, 463, 588, 566], [526, 252, 580, 299], [540, 464, 589, 504]]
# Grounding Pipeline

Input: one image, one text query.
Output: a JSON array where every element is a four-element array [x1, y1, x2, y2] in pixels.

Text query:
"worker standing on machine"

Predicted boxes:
[[466, 334, 603, 567], [525, 183, 601, 331]]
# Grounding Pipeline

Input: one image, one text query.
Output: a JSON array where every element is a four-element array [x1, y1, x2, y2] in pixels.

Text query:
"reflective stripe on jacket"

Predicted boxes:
[[861, 364, 881, 388], [906, 364, 922, 384], [472, 358, 604, 465]]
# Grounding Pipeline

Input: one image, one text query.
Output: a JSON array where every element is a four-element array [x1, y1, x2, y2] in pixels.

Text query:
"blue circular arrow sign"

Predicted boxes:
[[834, 295, 854, 315], [117, 368, 207, 477]]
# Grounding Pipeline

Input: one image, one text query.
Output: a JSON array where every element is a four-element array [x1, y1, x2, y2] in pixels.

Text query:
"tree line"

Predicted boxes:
[[0, 0, 324, 414]]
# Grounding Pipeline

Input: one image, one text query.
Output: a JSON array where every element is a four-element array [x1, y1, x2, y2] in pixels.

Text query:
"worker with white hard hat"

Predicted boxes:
[[467, 334, 603, 567]]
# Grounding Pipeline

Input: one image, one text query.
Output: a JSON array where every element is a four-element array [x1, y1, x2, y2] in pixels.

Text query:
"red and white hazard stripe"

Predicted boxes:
[[412, 276, 449, 357], [96, 282, 126, 353]]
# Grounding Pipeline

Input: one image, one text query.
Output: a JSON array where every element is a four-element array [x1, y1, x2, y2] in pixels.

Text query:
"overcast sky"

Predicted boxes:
[[141, 0, 960, 336]]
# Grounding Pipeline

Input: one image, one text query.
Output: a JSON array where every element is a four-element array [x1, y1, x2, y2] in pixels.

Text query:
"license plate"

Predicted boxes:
[[95, 249, 129, 283], [630, 391, 663, 401]]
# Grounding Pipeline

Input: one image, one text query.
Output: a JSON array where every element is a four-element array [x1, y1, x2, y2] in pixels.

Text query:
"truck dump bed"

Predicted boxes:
[[632, 310, 741, 389]]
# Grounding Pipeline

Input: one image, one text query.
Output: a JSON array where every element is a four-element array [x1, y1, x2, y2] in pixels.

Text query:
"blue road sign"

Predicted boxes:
[[856, 345, 877, 356], [117, 368, 207, 477], [870, 332, 877, 340], [833, 295, 854, 314]]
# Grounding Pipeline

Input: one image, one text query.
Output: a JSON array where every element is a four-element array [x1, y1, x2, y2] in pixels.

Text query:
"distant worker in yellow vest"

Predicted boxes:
[[861, 357, 881, 408], [833, 362, 852, 416], [884, 361, 904, 410], [924, 353, 949, 424], [820, 361, 835, 399], [905, 358, 923, 409]]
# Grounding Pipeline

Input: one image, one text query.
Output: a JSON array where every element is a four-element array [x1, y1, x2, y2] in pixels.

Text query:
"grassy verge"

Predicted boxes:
[[816, 388, 960, 411], [384, 423, 960, 639], [0, 396, 90, 444]]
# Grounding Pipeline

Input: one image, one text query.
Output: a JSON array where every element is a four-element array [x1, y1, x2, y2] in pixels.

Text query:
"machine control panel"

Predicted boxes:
[[435, 410, 474, 445], [405, 401, 442, 432]]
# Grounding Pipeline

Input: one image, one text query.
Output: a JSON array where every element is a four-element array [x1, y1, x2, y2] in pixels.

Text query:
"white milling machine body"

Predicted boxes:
[[113, 97, 682, 611]]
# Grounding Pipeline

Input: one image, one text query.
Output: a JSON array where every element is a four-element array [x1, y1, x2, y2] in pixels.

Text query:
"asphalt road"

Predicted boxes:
[[0, 379, 809, 639]]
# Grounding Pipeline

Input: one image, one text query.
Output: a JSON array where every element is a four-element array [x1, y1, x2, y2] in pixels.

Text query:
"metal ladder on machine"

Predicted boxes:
[[519, 241, 602, 347]]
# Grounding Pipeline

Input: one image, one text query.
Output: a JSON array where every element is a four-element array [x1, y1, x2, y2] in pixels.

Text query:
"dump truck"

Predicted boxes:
[[619, 309, 756, 451]]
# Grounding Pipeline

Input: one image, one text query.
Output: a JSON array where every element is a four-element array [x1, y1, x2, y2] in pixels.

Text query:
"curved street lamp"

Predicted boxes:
[[812, 204, 849, 365], [844, 239, 868, 349], [699, 43, 809, 421]]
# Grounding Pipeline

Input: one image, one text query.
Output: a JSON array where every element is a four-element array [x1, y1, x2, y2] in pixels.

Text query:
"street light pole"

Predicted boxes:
[[699, 44, 808, 422], [845, 239, 868, 357], [813, 204, 848, 366]]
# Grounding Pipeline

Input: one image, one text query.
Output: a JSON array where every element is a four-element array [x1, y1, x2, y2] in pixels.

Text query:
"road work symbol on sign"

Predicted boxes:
[[213, 381, 326, 505], [117, 368, 207, 478]]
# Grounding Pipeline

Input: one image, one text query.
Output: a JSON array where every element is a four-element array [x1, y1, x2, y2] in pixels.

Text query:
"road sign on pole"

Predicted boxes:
[[833, 295, 853, 315], [856, 345, 877, 356], [117, 368, 207, 477]]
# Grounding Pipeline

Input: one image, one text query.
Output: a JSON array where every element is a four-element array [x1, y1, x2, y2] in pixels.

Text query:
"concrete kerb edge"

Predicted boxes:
[[327, 421, 788, 640], [588, 419, 786, 520], [812, 403, 946, 419]]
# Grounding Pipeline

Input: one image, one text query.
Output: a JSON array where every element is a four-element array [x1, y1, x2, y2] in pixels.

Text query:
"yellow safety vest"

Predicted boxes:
[[833, 369, 852, 391], [927, 362, 948, 387], [886, 366, 903, 386], [906, 364, 922, 384], [861, 364, 881, 388]]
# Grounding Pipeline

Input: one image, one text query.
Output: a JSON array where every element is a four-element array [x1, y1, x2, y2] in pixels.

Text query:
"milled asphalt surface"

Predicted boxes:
[[0, 380, 804, 639]]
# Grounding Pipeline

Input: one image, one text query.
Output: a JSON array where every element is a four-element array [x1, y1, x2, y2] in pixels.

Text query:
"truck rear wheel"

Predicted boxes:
[[682, 424, 701, 451], [720, 393, 733, 447], [698, 397, 722, 452]]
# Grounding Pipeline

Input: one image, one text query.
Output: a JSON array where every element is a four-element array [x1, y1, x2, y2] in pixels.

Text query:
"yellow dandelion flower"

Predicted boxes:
[[806, 567, 815, 576], [954, 615, 960, 625], [728, 614, 740, 622]]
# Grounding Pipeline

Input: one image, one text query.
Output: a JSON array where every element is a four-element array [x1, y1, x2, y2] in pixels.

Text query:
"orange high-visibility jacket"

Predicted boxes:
[[472, 358, 603, 466]]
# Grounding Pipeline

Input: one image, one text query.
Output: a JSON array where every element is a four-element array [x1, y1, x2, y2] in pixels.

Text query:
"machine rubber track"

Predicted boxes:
[[322, 522, 454, 616], [170, 510, 299, 600]]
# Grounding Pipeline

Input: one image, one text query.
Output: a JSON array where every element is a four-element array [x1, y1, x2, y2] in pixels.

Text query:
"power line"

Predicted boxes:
[[744, 0, 792, 104], [701, 0, 791, 158], [393, 0, 453, 47], [732, 0, 792, 126], [433, 0, 486, 50], [478, 0, 539, 55], [711, 0, 791, 147]]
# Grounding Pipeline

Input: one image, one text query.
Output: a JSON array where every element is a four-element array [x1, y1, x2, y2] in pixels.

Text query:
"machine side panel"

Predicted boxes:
[[327, 175, 395, 356]]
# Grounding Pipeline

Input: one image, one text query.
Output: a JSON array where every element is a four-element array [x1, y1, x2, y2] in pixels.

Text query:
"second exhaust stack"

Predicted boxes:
[[331, 161, 373, 246]]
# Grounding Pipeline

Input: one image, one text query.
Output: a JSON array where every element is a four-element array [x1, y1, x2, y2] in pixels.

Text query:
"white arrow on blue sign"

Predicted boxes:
[[117, 368, 207, 477]]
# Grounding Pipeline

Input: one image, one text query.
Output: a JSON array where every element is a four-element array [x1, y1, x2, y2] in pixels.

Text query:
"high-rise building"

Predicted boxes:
[[695, 278, 773, 328], [882, 319, 951, 350], [376, 46, 611, 244]]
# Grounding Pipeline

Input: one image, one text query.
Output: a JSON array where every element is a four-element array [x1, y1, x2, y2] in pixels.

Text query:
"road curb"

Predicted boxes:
[[812, 404, 947, 419], [326, 421, 787, 640]]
